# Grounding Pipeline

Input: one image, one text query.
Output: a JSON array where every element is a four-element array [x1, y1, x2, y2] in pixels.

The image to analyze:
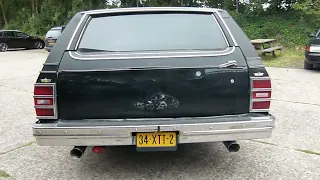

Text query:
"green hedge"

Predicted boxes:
[[231, 11, 320, 48]]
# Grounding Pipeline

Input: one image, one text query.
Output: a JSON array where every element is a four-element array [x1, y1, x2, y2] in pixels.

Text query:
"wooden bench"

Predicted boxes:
[[250, 39, 283, 56], [260, 46, 283, 56]]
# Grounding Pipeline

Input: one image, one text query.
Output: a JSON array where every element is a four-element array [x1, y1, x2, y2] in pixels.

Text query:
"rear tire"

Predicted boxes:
[[304, 60, 313, 70], [0, 43, 8, 52]]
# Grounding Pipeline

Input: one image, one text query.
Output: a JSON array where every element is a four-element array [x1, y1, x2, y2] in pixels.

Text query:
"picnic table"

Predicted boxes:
[[250, 39, 283, 56]]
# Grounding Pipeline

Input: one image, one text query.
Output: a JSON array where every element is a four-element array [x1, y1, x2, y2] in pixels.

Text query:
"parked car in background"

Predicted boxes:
[[305, 29, 320, 70], [32, 7, 275, 159], [44, 26, 65, 52], [0, 30, 44, 52]]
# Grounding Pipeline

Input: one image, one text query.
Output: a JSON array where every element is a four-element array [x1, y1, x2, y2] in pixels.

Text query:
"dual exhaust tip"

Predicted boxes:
[[70, 146, 87, 159], [223, 141, 240, 152], [70, 141, 240, 159]]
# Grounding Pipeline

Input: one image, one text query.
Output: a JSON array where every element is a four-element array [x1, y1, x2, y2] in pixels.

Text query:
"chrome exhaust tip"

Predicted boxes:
[[223, 141, 240, 152], [70, 146, 87, 159]]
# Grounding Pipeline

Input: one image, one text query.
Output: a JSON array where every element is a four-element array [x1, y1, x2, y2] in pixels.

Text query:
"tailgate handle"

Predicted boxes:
[[219, 60, 238, 68]]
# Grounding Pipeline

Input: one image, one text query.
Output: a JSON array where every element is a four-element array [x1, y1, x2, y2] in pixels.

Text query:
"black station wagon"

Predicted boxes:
[[32, 7, 275, 159]]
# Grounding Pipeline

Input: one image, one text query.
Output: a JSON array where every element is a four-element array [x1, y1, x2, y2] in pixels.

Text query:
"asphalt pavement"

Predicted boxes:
[[0, 49, 319, 180]]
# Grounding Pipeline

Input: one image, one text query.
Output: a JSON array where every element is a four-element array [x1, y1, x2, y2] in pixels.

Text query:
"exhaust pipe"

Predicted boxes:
[[70, 146, 87, 159], [223, 141, 240, 152]]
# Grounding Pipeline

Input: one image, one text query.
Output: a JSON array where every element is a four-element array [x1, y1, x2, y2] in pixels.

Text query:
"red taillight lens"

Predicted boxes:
[[34, 84, 56, 118], [35, 108, 54, 116], [251, 78, 272, 112], [252, 101, 270, 109], [34, 86, 53, 95], [252, 79, 271, 88]]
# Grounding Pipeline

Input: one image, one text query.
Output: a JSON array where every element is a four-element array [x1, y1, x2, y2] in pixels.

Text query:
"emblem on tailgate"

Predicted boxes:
[[253, 72, 264, 77], [40, 78, 52, 83], [134, 92, 179, 112]]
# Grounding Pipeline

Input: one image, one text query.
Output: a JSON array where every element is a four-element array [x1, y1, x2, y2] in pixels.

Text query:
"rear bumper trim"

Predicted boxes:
[[32, 115, 275, 146]]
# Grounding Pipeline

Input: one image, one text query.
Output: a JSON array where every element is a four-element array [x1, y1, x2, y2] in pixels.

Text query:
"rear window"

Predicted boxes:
[[77, 13, 228, 52], [45, 29, 62, 39], [0, 32, 3, 37]]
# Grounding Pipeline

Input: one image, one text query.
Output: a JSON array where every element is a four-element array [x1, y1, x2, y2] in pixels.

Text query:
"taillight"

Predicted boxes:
[[34, 83, 56, 119], [306, 45, 310, 52], [250, 77, 272, 112]]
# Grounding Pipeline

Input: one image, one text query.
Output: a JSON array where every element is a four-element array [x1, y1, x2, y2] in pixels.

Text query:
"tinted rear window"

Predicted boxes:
[[77, 13, 228, 52], [45, 29, 62, 39]]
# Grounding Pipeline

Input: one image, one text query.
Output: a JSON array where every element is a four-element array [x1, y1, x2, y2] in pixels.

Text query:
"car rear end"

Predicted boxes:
[[44, 27, 65, 52], [32, 7, 275, 158], [305, 37, 320, 67]]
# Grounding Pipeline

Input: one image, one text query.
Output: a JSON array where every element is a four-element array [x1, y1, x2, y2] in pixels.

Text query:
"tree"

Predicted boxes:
[[0, 0, 7, 26]]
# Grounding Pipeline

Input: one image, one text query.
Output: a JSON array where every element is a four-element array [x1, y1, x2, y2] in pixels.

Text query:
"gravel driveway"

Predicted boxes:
[[0, 50, 319, 180]]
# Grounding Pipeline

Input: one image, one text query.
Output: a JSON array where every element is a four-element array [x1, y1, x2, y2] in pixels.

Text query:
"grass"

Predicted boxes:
[[260, 48, 305, 68], [0, 170, 10, 178]]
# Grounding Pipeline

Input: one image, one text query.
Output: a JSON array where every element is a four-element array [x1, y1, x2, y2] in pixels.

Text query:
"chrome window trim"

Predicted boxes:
[[69, 46, 235, 60], [74, 16, 92, 50], [74, 47, 231, 56], [211, 14, 230, 47], [70, 9, 232, 53], [216, 11, 238, 46], [82, 7, 220, 15], [67, 14, 88, 50], [34, 83, 57, 119]]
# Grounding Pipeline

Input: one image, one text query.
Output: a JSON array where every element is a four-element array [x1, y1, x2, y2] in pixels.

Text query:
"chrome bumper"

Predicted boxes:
[[32, 115, 275, 146]]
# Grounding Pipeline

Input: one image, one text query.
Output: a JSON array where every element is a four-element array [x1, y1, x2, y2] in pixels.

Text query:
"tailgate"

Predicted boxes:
[[56, 48, 250, 120]]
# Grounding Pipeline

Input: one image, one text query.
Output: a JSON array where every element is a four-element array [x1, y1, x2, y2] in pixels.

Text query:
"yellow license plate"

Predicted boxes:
[[136, 132, 177, 147], [49, 42, 55, 45]]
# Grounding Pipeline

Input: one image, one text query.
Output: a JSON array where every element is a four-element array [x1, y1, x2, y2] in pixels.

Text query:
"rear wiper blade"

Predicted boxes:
[[219, 60, 243, 69]]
